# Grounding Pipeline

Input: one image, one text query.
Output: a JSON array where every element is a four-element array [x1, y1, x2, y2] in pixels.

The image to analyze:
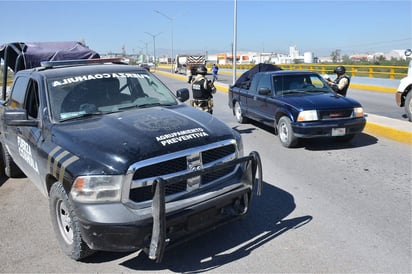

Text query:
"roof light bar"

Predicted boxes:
[[40, 58, 124, 68]]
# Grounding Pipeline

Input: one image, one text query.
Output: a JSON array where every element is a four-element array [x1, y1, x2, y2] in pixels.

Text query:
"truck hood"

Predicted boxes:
[[51, 105, 237, 175], [276, 92, 362, 110]]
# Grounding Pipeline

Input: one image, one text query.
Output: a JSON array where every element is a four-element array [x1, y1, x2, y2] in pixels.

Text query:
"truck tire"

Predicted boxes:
[[49, 182, 94, 261], [1, 143, 23, 178], [277, 116, 298, 148], [405, 91, 412, 121], [234, 102, 247, 124]]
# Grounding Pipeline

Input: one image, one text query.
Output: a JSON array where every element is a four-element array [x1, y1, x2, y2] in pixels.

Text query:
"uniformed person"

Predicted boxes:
[[191, 65, 215, 100], [326, 65, 350, 96], [190, 65, 216, 113]]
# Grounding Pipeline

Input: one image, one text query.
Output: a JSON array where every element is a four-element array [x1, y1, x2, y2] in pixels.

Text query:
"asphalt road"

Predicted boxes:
[[0, 73, 411, 273]]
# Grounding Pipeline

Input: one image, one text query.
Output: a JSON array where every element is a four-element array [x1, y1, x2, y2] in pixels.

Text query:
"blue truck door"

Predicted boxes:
[[248, 74, 275, 125], [245, 73, 263, 121]]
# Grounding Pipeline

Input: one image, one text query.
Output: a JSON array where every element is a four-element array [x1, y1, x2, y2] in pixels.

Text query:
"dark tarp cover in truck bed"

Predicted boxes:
[[0, 41, 100, 72], [0, 41, 100, 99], [234, 63, 282, 89]]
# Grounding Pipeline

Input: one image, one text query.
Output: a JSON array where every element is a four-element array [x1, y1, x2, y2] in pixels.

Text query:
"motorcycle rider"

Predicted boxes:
[[326, 65, 350, 96], [191, 65, 216, 113]]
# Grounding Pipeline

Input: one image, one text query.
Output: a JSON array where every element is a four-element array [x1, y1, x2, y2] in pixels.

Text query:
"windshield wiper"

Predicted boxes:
[[117, 104, 139, 111], [136, 102, 163, 108], [304, 89, 330, 93], [60, 111, 104, 122], [281, 91, 300, 95]]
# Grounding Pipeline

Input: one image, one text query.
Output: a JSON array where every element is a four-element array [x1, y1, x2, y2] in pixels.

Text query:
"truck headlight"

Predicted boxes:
[[233, 129, 244, 157], [353, 107, 364, 118], [70, 175, 124, 203], [297, 110, 318, 121]]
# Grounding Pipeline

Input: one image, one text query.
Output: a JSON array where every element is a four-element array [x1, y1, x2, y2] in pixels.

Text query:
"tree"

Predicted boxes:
[[342, 55, 351, 63], [330, 49, 341, 62]]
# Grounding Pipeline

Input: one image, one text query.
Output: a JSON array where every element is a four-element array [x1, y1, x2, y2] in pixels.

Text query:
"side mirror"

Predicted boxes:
[[4, 109, 39, 127], [258, 87, 271, 95], [176, 88, 190, 102]]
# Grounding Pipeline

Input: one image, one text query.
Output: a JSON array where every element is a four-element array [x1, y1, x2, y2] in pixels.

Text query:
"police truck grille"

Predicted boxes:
[[133, 157, 187, 179], [319, 109, 354, 120], [128, 141, 238, 204]]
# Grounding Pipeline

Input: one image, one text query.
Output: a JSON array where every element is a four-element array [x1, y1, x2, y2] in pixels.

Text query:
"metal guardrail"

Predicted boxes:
[[0, 63, 408, 87], [212, 64, 408, 80]]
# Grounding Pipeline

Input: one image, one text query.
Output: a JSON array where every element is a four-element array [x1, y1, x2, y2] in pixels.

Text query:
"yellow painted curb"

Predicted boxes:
[[155, 69, 230, 92], [154, 69, 187, 81], [350, 83, 396, 93], [364, 122, 412, 145]]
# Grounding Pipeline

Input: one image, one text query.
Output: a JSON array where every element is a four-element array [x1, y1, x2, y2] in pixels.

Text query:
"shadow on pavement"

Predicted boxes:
[[302, 132, 378, 151], [237, 120, 378, 150], [0, 175, 7, 187], [84, 182, 312, 272]]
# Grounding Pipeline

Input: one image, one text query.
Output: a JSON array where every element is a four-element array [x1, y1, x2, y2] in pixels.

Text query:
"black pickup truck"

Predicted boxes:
[[0, 42, 262, 261]]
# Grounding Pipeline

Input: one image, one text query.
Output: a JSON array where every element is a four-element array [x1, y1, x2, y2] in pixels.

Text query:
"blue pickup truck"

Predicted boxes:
[[228, 64, 366, 148]]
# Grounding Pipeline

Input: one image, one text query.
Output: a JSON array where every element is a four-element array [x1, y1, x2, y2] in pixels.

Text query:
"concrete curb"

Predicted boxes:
[[154, 70, 412, 145], [363, 114, 412, 145]]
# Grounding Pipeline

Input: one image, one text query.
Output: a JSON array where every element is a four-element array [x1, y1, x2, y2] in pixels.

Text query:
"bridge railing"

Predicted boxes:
[[1, 63, 409, 87], [213, 63, 408, 79]]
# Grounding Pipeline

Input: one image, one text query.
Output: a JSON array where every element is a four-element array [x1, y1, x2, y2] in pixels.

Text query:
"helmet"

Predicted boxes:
[[196, 65, 207, 75], [334, 66, 346, 75]]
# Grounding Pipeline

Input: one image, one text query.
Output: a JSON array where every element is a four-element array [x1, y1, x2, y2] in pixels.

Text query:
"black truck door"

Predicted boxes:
[[5, 77, 44, 193]]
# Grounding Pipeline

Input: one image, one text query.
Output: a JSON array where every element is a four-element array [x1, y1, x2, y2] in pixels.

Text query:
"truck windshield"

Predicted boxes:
[[274, 74, 332, 95], [46, 70, 178, 122]]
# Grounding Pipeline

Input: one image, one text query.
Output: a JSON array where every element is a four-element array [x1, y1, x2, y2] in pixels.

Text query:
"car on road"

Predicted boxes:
[[137, 63, 151, 71], [396, 54, 412, 121], [229, 65, 366, 147]]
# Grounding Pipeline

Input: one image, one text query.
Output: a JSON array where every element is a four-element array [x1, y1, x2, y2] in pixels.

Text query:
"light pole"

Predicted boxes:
[[144, 32, 161, 69], [154, 10, 175, 73], [139, 40, 149, 63], [233, 0, 237, 85]]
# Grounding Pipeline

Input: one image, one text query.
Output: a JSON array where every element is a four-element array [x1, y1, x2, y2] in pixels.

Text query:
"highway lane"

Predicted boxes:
[[156, 68, 408, 121], [0, 73, 410, 273]]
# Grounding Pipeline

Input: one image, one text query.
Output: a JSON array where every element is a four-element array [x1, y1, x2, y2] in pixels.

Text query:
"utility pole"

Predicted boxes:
[[144, 32, 162, 69], [139, 40, 149, 63], [233, 0, 238, 85], [154, 10, 176, 73]]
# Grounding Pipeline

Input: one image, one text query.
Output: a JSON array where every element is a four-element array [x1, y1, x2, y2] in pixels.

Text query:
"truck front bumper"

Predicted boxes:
[[74, 152, 263, 262], [292, 117, 366, 138], [396, 91, 404, 107]]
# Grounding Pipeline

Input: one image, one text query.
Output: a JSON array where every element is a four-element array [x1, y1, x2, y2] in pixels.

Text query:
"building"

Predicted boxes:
[[207, 46, 316, 65]]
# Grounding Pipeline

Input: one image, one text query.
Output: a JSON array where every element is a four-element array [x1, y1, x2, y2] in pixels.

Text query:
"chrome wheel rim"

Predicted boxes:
[[55, 200, 73, 245], [235, 104, 242, 120], [279, 122, 289, 143]]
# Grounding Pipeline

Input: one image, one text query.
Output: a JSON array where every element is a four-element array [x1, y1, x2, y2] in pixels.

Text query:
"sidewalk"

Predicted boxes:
[[155, 70, 412, 145]]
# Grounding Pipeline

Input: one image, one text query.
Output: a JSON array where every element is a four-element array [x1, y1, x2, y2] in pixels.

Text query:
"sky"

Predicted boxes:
[[0, 0, 411, 58]]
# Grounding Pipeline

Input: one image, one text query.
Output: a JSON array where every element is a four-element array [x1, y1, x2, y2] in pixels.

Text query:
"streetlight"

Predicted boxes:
[[154, 10, 175, 73], [144, 32, 161, 69], [139, 40, 149, 63], [233, 0, 237, 85]]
